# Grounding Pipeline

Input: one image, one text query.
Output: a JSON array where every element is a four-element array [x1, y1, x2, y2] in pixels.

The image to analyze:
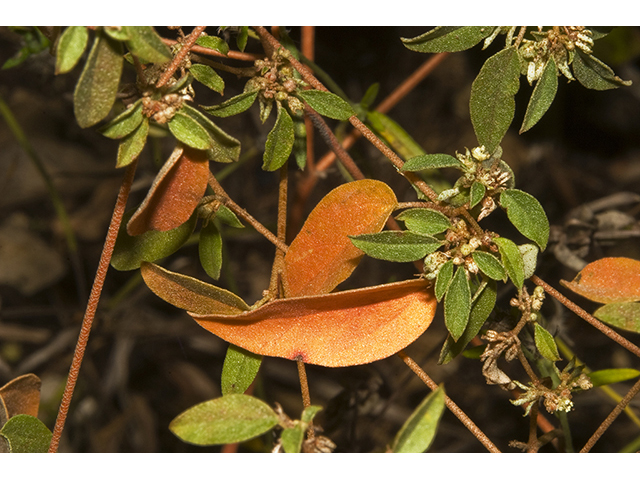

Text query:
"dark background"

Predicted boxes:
[[1, 26, 640, 452]]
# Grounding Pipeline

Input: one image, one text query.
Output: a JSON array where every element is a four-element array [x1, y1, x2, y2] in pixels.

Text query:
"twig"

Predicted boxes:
[[162, 38, 262, 62], [580, 375, 640, 452], [397, 350, 501, 453], [531, 275, 640, 359], [49, 160, 138, 453], [208, 172, 288, 254], [156, 26, 207, 89]]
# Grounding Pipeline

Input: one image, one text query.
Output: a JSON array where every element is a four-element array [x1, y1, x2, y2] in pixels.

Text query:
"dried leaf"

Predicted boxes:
[[127, 146, 209, 236], [0, 374, 41, 420], [283, 179, 397, 298], [191, 279, 436, 367], [560, 257, 640, 304]]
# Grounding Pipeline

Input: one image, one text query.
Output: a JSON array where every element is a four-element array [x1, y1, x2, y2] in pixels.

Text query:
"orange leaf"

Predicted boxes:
[[0, 374, 41, 421], [560, 257, 640, 304], [190, 279, 435, 367], [127, 145, 209, 236], [283, 179, 397, 298]]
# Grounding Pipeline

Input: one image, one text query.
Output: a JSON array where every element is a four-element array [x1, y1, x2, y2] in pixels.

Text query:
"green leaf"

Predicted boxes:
[[572, 50, 632, 91], [281, 406, 322, 453], [111, 210, 196, 271], [116, 117, 149, 168], [401, 154, 462, 171], [469, 182, 486, 209], [350, 231, 442, 263], [518, 244, 539, 279], [0, 414, 52, 453], [221, 344, 262, 395], [263, 102, 294, 171], [520, 56, 558, 134], [435, 260, 454, 302], [292, 111, 307, 170], [534, 324, 561, 361], [74, 30, 124, 128], [470, 46, 520, 154], [196, 36, 229, 55], [55, 26, 88, 74], [297, 90, 355, 121], [396, 208, 452, 236], [493, 237, 525, 290], [391, 387, 445, 453], [236, 27, 249, 52], [168, 110, 213, 150], [440, 279, 497, 364], [594, 302, 640, 333], [199, 221, 223, 280], [444, 267, 472, 341], [179, 104, 241, 163], [190, 64, 225, 94], [402, 26, 492, 53], [99, 99, 144, 139], [2, 27, 50, 70], [124, 26, 172, 64], [588, 368, 640, 388], [169, 394, 279, 446], [215, 204, 244, 228], [500, 189, 549, 250], [472, 251, 506, 281], [201, 90, 258, 118]]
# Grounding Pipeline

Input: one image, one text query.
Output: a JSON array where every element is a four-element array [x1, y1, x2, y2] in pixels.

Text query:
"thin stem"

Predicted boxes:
[[208, 173, 288, 253], [162, 38, 262, 62], [580, 375, 640, 452], [397, 350, 501, 453], [190, 53, 257, 77], [304, 105, 365, 181], [531, 275, 640, 358], [156, 26, 207, 88], [269, 165, 288, 297], [48, 160, 138, 453], [527, 401, 540, 453]]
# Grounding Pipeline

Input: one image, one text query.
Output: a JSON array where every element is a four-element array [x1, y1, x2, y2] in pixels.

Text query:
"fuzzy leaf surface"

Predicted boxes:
[[0, 374, 41, 420], [560, 257, 640, 304], [196, 36, 229, 55], [470, 46, 520, 153], [221, 344, 262, 395], [493, 237, 525, 290], [500, 189, 549, 250], [169, 394, 278, 446], [283, 180, 397, 298], [124, 26, 172, 64], [401, 154, 462, 172], [55, 26, 88, 74], [190, 63, 225, 94], [111, 211, 196, 271], [116, 117, 148, 168], [99, 99, 144, 139], [297, 90, 355, 120], [391, 387, 445, 453], [520, 56, 558, 133], [534, 324, 561, 361], [350, 231, 441, 263], [73, 30, 123, 128], [402, 26, 492, 53], [127, 146, 210, 235], [396, 208, 452, 236], [168, 111, 213, 150], [444, 267, 471, 341], [0, 415, 52, 453], [263, 102, 294, 171], [191, 279, 436, 367], [199, 221, 223, 280], [435, 260, 454, 302], [594, 302, 640, 333], [472, 251, 506, 282], [140, 262, 249, 315], [573, 51, 632, 90], [201, 90, 258, 118]]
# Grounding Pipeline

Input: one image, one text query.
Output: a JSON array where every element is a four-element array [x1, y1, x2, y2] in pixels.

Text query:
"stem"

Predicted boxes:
[[397, 350, 501, 453], [162, 38, 262, 62], [48, 160, 138, 453], [208, 173, 288, 253], [580, 375, 640, 452], [269, 165, 288, 297], [531, 275, 640, 359], [156, 26, 207, 88]]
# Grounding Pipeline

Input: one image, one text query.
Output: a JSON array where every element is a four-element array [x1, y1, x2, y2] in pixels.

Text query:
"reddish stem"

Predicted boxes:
[[48, 160, 138, 452], [156, 26, 207, 88]]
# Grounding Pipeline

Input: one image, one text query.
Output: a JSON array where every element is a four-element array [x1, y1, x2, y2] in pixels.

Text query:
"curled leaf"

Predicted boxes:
[[560, 257, 640, 304], [0, 374, 41, 421], [191, 279, 436, 367], [127, 146, 210, 236], [283, 179, 397, 298]]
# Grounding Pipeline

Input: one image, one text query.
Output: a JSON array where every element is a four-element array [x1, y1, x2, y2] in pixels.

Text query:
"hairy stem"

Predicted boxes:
[[49, 160, 138, 453], [156, 26, 207, 88], [397, 350, 501, 453]]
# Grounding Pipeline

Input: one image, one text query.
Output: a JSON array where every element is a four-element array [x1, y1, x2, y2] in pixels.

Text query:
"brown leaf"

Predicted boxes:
[[560, 257, 640, 304], [190, 279, 435, 367], [283, 180, 397, 298], [127, 145, 209, 236], [0, 373, 41, 422]]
